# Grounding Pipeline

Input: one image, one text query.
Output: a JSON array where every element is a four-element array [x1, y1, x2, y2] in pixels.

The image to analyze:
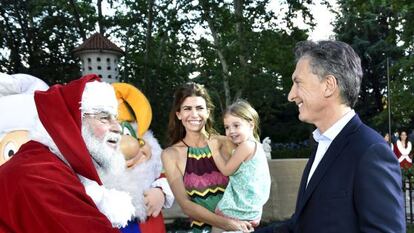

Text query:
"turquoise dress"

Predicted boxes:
[[216, 141, 271, 221], [183, 144, 229, 233]]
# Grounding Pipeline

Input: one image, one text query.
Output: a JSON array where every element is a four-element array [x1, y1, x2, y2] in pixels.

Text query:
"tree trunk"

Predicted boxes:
[[233, 0, 248, 100], [97, 0, 104, 35], [143, 0, 154, 93], [199, 0, 231, 107], [68, 0, 86, 40]]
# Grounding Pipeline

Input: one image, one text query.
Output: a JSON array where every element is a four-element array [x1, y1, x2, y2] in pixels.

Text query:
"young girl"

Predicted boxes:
[[161, 83, 253, 233], [208, 100, 271, 233]]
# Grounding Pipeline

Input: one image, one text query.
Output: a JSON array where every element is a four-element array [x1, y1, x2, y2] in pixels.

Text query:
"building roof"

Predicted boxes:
[[73, 33, 124, 56]]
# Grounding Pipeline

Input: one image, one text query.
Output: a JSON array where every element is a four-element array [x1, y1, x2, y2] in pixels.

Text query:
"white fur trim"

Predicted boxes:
[[99, 130, 167, 222], [79, 175, 135, 228], [81, 81, 118, 115]]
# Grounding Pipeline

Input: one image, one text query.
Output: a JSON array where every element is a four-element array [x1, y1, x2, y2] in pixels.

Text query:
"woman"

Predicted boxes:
[[394, 130, 412, 169], [161, 82, 253, 233]]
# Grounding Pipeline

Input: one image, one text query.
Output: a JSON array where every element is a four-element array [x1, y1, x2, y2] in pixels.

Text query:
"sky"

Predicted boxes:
[[268, 0, 337, 41]]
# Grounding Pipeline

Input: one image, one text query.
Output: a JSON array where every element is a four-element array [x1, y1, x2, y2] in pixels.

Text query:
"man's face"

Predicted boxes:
[[82, 112, 125, 174], [288, 57, 328, 127]]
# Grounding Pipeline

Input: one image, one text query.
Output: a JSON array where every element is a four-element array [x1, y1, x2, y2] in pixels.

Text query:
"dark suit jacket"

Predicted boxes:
[[256, 115, 405, 233]]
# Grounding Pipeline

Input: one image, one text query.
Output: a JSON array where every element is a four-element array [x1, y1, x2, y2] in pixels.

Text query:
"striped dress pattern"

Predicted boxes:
[[183, 145, 229, 233]]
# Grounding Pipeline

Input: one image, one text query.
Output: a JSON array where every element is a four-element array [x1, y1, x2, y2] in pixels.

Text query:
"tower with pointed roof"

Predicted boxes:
[[73, 33, 124, 83]]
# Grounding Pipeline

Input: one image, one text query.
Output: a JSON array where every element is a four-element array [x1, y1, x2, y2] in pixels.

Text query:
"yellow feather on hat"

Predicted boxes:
[[112, 83, 152, 137]]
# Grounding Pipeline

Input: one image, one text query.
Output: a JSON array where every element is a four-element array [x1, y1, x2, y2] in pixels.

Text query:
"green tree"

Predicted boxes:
[[0, 0, 97, 84], [333, 0, 406, 132]]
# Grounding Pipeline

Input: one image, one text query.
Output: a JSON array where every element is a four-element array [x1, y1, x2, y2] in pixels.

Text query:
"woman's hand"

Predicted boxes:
[[226, 219, 254, 232]]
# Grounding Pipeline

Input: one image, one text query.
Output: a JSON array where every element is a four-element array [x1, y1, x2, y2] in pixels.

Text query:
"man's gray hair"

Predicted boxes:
[[294, 40, 363, 107]]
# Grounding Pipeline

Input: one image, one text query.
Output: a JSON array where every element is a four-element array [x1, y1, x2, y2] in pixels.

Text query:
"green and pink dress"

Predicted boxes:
[[183, 144, 229, 233]]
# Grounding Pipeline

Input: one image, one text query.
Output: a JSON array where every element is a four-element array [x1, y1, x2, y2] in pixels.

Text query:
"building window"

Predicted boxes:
[[107, 58, 111, 62], [107, 66, 111, 70], [115, 68, 117, 71], [108, 75, 112, 79], [88, 66, 92, 70], [98, 74, 102, 78], [97, 57, 101, 62], [97, 66, 102, 70], [87, 58, 91, 63]]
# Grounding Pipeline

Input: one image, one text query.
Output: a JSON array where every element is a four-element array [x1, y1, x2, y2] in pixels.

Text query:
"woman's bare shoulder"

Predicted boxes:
[[162, 142, 187, 157]]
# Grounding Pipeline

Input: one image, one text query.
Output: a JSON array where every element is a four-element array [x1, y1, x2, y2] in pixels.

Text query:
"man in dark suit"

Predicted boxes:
[[256, 40, 405, 233]]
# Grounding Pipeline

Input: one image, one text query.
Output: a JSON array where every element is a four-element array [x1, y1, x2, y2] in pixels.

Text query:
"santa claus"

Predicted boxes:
[[0, 75, 136, 232]]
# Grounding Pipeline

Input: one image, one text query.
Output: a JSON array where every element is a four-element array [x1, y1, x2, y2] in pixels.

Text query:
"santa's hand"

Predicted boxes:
[[144, 187, 165, 217]]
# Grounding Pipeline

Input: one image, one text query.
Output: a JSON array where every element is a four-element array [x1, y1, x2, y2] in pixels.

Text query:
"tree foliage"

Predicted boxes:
[[333, 0, 413, 133]]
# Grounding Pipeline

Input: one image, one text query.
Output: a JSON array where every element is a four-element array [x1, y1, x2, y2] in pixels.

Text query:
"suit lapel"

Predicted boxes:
[[295, 115, 362, 216], [295, 143, 317, 211]]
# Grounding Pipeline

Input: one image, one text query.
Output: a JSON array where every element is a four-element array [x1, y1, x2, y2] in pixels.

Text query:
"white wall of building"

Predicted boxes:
[[78, 51, 120, 83]]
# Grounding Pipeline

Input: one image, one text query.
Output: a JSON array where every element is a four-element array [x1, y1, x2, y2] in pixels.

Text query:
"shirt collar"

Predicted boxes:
[[313, 110, 356, 143]]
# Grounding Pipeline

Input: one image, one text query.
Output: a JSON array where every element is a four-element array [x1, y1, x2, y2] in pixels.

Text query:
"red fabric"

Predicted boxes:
[[139, 213, 166, 233], [34, 74, 102, 185], [0, 141, 120, 233]]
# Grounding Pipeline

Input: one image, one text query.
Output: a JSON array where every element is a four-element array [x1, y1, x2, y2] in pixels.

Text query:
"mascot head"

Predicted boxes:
[[112, 83, 153, 167], [0, 73, 49, 165]]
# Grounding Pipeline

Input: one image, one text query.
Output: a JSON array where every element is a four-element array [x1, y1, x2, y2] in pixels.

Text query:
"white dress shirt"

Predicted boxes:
[[306, 110, 356, 186]]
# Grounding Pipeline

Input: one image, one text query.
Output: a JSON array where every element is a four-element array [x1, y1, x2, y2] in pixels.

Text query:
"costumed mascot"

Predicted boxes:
[[101, 83, 173, 233], [0, 73, 49, 165]]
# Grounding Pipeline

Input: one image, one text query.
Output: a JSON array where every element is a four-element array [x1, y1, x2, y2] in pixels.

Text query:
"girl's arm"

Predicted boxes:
[[208, 139, 255, 176], [161, 147, 252, 232]]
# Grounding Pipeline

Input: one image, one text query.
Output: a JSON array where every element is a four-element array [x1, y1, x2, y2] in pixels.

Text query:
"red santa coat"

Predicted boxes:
[[0, 141, 120, 233]]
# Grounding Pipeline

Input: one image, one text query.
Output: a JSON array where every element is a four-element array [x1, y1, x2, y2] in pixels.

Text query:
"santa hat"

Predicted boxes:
[[34, 74, 117, 185]]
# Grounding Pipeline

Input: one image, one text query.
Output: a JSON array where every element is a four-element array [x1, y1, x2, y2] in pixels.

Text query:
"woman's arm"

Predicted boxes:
[[208, 139, 255, 176], [161, 147, 252, 231]]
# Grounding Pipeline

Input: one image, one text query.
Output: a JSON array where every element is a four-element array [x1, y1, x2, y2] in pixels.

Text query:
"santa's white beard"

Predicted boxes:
[[82, 124, 125, 176], [98, 131, 163, 222]]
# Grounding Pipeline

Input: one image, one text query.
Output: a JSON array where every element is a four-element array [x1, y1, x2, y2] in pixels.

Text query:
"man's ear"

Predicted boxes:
[[324, 75, 338, 97]]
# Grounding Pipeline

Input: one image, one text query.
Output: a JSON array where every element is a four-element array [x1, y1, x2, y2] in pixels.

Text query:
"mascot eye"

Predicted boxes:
[[3, 141, 17, 160], [123, 127, 133, 136]]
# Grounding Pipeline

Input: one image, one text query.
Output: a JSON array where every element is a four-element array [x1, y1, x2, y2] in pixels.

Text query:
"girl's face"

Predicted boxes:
[[223, 113, 254, 145], [176, 96, 209, 133]]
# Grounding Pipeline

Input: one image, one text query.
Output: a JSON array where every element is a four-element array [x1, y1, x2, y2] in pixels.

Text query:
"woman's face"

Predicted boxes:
[[401, 131, 407, 141], [176, 96, 209, 133]]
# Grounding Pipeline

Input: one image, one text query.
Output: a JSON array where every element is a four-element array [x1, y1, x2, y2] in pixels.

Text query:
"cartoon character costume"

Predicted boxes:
[[0, 75, 136, 232], [0, 73, 49, 165], [109, 83, 174, 233]]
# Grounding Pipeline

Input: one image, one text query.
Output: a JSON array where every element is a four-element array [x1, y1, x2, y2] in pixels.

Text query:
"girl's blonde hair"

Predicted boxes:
[[224, 99, 260, 141]]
